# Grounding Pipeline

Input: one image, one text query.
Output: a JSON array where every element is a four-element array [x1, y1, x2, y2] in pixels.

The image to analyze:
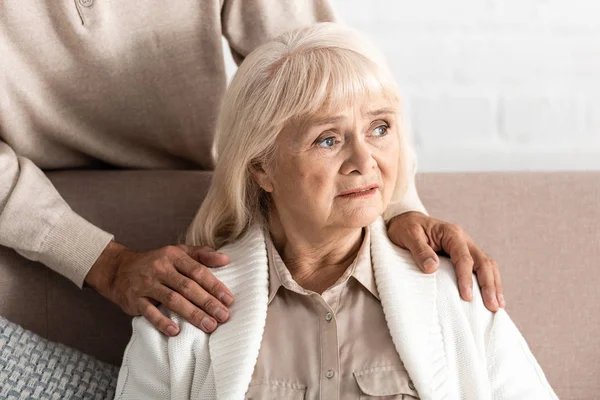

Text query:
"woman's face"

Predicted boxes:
[[257, 99, 400, 233]]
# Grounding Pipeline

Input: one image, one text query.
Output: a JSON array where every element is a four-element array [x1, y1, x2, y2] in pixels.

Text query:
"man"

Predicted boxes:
[[0, 0, 503, 338]]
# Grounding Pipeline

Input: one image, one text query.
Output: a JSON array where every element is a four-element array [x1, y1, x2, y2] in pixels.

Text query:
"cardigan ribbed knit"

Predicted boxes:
[[115, 218, 558, 400]]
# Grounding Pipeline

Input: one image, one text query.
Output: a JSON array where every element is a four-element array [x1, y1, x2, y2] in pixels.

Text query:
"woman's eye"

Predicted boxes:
[[318, 137, 337, 148], [373, 124, 389, 137]]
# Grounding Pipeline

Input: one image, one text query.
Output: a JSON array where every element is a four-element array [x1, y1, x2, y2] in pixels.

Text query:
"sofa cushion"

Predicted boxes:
[[0, 317, 118, 399]]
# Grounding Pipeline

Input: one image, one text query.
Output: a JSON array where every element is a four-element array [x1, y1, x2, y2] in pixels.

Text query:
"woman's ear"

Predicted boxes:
[[250, 160, 274, 193]]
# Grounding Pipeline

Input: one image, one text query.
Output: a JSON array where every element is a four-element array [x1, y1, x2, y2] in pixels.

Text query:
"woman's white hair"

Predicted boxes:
[[186, 22, 411, 248]]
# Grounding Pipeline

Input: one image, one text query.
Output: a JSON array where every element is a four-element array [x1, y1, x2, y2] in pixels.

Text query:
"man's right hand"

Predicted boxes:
[[85, 241, 232, 336]]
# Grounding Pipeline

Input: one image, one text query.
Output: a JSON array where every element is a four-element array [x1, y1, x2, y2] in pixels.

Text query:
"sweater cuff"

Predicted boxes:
[[38, 209, 114, 288]]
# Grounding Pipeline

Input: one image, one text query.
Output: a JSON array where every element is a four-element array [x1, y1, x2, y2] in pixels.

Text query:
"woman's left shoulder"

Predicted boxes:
[[433, 257, 465, 289], [433, 256, 493, 317]]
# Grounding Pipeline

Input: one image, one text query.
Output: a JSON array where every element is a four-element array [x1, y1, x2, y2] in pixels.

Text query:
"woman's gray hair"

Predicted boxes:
[[186, 22, 410, 248]]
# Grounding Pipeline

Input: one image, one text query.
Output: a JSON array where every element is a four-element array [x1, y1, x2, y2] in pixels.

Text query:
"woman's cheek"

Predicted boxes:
[[382, 155, 400, 203], [305, 173, 330, 199]]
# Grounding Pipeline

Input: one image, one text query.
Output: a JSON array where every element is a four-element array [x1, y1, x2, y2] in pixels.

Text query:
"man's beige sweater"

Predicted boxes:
[[0, 0, 425, 288]]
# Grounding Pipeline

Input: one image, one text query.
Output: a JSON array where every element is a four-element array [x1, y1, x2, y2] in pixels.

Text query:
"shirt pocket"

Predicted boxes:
[[353, 365, 419, 399], [245, 381, 307, 400]]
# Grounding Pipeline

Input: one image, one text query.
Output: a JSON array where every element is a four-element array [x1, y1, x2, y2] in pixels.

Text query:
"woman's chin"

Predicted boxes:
[[335, 205, 383, 228]]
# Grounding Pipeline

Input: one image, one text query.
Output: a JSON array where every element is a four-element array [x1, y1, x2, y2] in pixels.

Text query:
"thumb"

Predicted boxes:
[[397, 226, 440, 273], [181, 245, 230, 268]]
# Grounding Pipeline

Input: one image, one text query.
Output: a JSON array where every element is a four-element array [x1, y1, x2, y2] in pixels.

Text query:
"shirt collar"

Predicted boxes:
[[351, 227, 379, 300], [265, 226, 379, 305], [265, 231, 302, 304]]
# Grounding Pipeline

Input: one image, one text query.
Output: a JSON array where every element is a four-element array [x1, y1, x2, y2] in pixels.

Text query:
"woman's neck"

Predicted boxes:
[[267, 211, 364, 293]]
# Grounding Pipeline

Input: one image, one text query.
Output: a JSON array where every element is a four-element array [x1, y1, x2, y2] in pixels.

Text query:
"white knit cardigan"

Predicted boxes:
[[115, 218, 558, 400]]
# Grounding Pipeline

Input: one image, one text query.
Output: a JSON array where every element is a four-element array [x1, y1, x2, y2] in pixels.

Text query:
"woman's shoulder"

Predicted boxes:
[[212, 225, 269, 282], [434, 256, 501, 328], [435, 257, 479, 303], [130, 308, 210, 346], [434, 257, 466, 291]]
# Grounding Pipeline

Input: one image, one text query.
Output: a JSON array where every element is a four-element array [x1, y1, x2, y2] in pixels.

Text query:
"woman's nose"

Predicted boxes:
[[340, 138, 376, 175]]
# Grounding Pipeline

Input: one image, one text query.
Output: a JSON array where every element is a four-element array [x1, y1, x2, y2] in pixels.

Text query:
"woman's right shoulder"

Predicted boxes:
[[130, 309, 210, 349], [211, 226, 269, 283], [116, 311, 212, 398]]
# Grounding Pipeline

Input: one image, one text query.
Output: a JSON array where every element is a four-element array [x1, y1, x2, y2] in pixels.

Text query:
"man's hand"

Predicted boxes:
[[85, 241, 232, 336], [387, 212, 505, 312]]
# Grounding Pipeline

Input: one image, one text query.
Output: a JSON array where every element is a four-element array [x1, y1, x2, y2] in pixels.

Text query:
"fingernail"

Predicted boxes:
[[201, 317, 217, 332], [423, 258, 437, 271], [214, 308, 228, 322], [220, 292, 234, 307], [490, 293, 499, 308], [466, 286, 473, 300], [498, 293, 506, 308], [166, 325, 179, 337]]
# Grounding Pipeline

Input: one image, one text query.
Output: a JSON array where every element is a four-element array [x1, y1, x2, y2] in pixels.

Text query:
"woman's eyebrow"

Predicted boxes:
[[300, 107, 396, 139], [309, 115, 345, 127], [367, 107, 396, 116]]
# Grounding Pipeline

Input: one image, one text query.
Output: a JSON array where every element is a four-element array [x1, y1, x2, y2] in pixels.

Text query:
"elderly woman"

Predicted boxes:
[[115, 23, 557, 400]]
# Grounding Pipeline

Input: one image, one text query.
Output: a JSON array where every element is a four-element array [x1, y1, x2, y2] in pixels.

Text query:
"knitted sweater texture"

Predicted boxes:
[[115, 218, 558, 400]]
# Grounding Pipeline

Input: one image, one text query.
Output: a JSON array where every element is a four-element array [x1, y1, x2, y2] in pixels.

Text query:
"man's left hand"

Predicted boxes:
[[387, 211, 505, 312]]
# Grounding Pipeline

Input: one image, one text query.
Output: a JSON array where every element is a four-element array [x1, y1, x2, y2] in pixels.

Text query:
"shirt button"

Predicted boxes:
[[326, 369, 335, 379], [79, 0, 93, 7], [408, 379, 416, 390], [325, 312, 333, 322]]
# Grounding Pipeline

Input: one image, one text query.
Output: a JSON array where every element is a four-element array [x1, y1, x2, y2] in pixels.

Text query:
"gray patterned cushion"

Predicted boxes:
[[0, 317, 118, 399]]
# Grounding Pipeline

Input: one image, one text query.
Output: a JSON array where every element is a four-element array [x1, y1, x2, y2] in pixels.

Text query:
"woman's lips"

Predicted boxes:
[[337, 185, 379, 198]]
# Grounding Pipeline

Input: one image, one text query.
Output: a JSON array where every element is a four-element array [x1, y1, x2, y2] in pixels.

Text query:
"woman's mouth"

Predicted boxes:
[[338, 185, 379, 199]]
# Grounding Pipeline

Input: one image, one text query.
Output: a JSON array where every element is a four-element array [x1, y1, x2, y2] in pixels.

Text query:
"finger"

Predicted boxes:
[[164, 270, 230, 323], [443, 233, 475, 302], [179, 245, 230, 267], [138, 298, 180, 337], [471, 245, 500, 312], [397, 224, 440, 273], [151, 285, 218, 333], [174, 254, 234, 307], [492, 260, 505, 308]]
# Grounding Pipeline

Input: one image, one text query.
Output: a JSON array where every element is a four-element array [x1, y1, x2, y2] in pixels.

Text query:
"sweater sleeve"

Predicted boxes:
[[0, 141, 114, 287], [116, 313, 214, 400], [467, 275, 559, 399], [115, 316, 172, 399], [484, 308, 559, 399], [221, 0, 338, 65]]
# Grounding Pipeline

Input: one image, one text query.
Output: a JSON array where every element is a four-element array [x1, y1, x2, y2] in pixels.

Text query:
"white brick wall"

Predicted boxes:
[[224, 0, 600, 171]]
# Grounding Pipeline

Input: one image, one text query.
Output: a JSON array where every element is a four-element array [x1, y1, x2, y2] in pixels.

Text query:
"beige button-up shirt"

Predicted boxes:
[[246, 228, 420, 400]]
